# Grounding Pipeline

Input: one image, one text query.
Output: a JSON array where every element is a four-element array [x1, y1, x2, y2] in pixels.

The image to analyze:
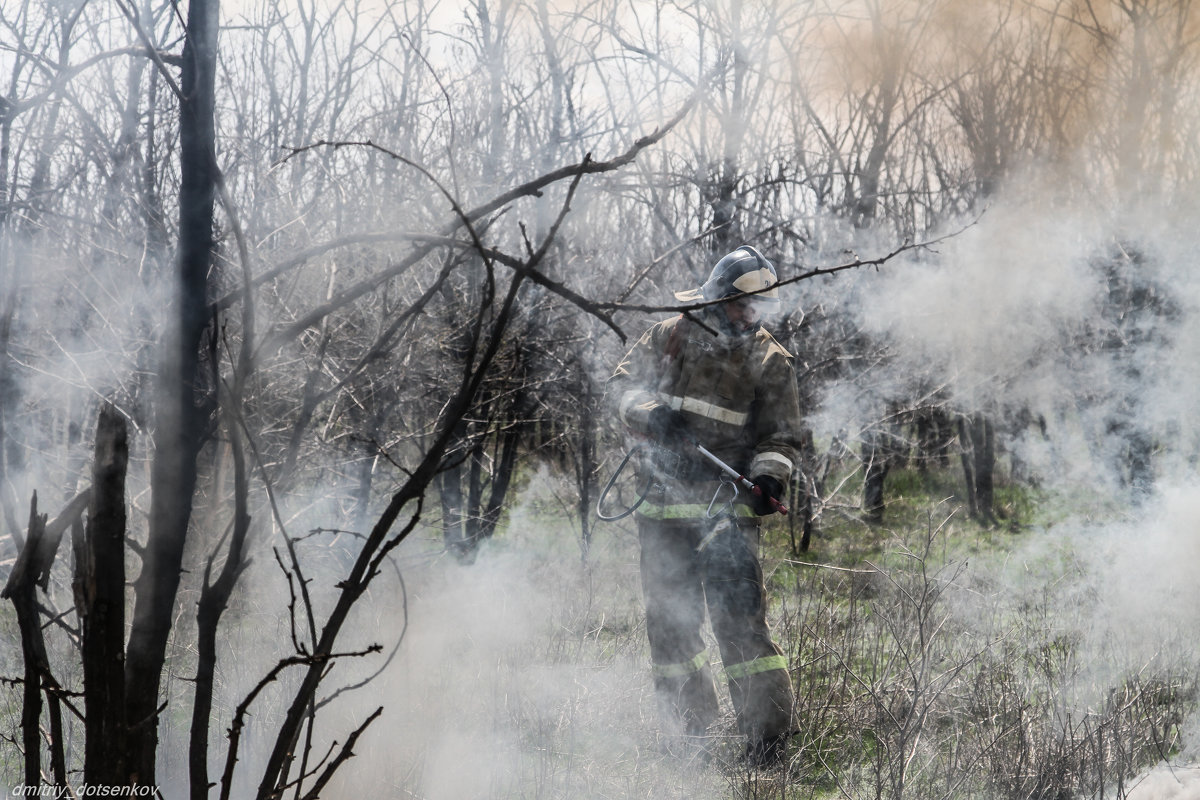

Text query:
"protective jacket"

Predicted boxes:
[[610, 312, 804, 506], [607, 310, 802, 751]]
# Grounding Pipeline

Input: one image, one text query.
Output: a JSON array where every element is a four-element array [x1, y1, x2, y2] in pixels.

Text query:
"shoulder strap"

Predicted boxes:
[[663, 314, 689, 362]]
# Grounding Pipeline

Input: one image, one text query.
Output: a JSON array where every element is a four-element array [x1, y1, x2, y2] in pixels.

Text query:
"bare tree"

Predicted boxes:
[[120, 0, 221, 787]]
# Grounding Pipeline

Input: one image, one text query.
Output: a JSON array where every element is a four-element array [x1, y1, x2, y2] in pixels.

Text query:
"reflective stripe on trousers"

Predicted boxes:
[[638, 514, 793, 739], [651, 650, 710, 680], [724, 654, 788, 680], [655, 651, 788, 681]]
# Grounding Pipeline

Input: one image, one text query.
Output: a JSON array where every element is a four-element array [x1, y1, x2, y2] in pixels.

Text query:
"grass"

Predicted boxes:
[[3, 459, 1196, 800], [745, 463, 1199, 800]]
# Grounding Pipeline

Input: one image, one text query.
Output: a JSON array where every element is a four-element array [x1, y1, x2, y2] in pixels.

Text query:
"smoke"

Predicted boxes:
[[799, 165, 1200, 493], [1126, 766, 1200, 800], [298, 466, 730, 800], [858, 191, 1102, 408], [6, 0, 1200, 796], [1083, 484, 1200, 661], [118, 466, 703, 800], [790, 149, 1200, 789], [970, 480, 1200, 696]]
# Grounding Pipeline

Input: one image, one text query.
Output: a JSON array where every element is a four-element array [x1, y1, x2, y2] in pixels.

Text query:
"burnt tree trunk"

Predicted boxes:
[[3, 487, 87, 792], [77, 405, 130, 787], [861, 434, 891, 525], [443, 386, 525, 561], [125, 0, 220, 786], [479, 421, 520, 541], [958, 417, 978, 519], [958, 413, 997, 525], [974, 416, 996, 522], [2, 496, 49, 790], [862, 419, 903, 525]]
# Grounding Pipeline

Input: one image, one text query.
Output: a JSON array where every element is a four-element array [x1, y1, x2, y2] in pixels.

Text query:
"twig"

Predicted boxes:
[[260, 93, 699, 347], [298, 707, 383, 800], [218, 646, 382, 800], [780, 558, 876, 575]]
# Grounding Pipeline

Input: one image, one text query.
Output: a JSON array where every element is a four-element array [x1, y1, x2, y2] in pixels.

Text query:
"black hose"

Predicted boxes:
[[596, 444, 654, 522]]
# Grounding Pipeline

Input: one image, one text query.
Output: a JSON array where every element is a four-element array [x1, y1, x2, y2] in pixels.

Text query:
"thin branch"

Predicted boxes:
[[297, 707, 383, 800], [114, 0, 185, 100], [260, 93, 698, 347], [218, 646, 382, 800]]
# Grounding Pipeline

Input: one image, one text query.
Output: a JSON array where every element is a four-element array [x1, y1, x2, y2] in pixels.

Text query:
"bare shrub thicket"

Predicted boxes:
[[2, 0, 1200, 796], [757, 512, 1198, 800]]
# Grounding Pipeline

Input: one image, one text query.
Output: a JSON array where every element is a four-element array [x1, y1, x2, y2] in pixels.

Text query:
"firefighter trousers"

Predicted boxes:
[[637, 509, 793, 742]]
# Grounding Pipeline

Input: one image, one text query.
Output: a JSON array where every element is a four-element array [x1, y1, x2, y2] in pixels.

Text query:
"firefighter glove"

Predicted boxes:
[[750, 475, 784, 515], [646, 406, 691, 444]]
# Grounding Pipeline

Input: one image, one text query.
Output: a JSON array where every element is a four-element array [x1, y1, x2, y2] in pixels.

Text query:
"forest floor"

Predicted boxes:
[[320, 461, 1200, 800], [3, 462, 1198, 800]]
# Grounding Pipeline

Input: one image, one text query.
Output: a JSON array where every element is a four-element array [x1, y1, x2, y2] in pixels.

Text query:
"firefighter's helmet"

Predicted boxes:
[[702, 246, 780, 304], [675, 245, 781, 307]]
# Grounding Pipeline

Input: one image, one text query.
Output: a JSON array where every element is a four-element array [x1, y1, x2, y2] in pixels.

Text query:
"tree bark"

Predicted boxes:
[[862, 435, 891, 525], [78, 405, 129, 787], [862, 418, 903, 525], [480, 421, 520, 539], [973, 415, 996, 523], [125, 0, 220, 785], [957, 415, 978, 519], [958, 413, 997, 525], [190, 416, 252, 800], [2, 487, 85, 792], [2, 495, 48, 790]]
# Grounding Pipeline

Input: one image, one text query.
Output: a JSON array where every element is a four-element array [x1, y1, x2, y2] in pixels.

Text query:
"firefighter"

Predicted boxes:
[[606, 245, 802, 767]]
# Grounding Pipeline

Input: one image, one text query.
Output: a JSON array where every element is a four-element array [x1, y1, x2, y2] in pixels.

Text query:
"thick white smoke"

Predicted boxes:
[[857, 191, 1104, 411], [1126, 765, 1200, 800], [305, 467, 732, 800], [815, 174, 1200, 791]]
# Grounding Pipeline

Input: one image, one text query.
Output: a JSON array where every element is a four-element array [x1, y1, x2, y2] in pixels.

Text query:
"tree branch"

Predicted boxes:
[[260, 92, 698, 348]]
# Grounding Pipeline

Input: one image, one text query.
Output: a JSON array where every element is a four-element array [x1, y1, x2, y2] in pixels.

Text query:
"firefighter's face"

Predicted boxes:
[[722, 297, 761, 334]]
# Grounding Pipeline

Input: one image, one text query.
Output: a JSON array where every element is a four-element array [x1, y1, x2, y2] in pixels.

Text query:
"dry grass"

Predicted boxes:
[[2, 465, 1196, 799]]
